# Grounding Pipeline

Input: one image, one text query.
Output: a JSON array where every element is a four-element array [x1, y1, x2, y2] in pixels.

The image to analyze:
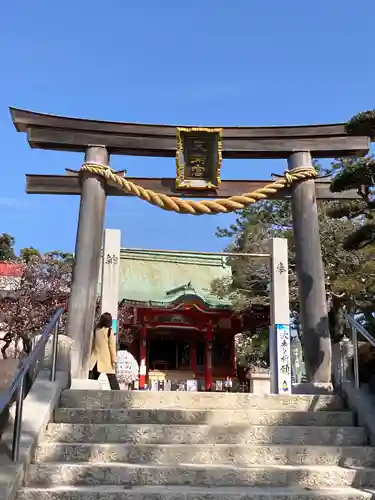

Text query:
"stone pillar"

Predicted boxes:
[[288, 151, 331, 383], [269, 238, 291, 394], [66, 146, 108, 379], [139, 324, 147, 389], [205, 323, 213, 391], [100, 229, 121, 337]]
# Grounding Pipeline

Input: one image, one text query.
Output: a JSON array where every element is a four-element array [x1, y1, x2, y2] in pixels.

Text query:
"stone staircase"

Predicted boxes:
[[17, 390, 375, 499]]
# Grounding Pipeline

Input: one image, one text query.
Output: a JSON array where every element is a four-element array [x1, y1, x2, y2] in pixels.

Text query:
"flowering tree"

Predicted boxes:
[[234, 328, 269, 370], [0, 231, 134, 360], [0, 254, 72, 359], [117, 302, 135, 344]]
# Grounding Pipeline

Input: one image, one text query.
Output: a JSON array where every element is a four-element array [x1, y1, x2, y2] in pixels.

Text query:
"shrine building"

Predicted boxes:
[[110, 248, 269, 391]]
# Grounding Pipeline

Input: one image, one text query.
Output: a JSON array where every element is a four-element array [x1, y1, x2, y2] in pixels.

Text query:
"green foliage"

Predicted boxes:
[[0, 233, 74, 264], [325, 200, 367, 220], [0, 233, 16, 260], [214, 199, 297, 312], [214, 165, 375, 353], [330, 156, 375, 193], [342, 223, 375, 250], [345, 110, 375, 138], [338, 109, 375, 250], [212, 200, 298, 322], [328, 155, 375, 251], [319, 210, 375, 315], [213, 199, 296, 365], [20, 247, 41, 263], [358, 312, 375, 338], [45, 251, 74, 263]]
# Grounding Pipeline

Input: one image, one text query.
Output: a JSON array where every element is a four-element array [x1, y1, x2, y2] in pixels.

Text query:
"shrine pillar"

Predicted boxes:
[[67, 146, 108, 379], [139, 324, 147, 389], [190, 337, 197, 373], [205, 323, 213, 391], [230, 335, 236, 376], [288, 151, 331, 383]]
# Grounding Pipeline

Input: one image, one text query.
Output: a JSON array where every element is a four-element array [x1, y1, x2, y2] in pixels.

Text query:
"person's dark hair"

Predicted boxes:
[[97, 312, 112, 329], [119, 341, 129, 350]]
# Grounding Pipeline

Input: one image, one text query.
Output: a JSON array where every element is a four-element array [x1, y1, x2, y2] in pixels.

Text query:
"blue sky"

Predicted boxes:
[[1, 1, 374, 254]]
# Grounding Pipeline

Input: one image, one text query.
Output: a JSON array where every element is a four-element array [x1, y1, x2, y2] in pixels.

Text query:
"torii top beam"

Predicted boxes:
[[10, 108, 370, 159]]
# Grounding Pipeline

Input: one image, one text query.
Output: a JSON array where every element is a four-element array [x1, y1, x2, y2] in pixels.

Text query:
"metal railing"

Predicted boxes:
[[345, 313, 375, 389], [0, 307, 65, 461]]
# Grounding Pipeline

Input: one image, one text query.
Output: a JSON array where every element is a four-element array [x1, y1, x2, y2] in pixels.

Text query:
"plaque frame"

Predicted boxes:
[[175, 127, 222, 190]]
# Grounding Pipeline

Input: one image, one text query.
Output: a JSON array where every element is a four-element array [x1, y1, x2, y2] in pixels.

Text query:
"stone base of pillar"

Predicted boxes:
[[70, 378, 108, 390], [248, 372, 271, 395], [292, 382, 334, 394], [32, 334, 73, 372]]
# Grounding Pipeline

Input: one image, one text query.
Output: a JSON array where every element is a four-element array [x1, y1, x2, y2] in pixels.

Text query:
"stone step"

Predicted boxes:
[[24, 463, 375, 488], [54, 408, 354, 426], [43, 423, 368, 446], [60, 390, 345, 411], [16, 485, 375, 500], [34, 443, 375, 467]]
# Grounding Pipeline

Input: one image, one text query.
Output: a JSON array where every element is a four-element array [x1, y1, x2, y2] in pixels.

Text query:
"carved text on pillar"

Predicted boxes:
[[105, 254, 119, 265], [276, 262, 287, 275]]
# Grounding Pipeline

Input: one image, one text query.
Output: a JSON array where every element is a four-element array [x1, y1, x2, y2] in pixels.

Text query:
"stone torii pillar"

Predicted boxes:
[[288, 151, 331, 384], [66, 146, 108, 379]]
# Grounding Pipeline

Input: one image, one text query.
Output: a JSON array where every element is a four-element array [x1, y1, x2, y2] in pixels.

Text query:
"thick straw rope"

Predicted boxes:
[[80, 163, 317, 215]]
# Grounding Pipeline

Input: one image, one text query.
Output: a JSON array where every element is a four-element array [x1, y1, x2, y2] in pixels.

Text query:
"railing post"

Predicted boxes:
[[351, 319, 360, 389], [50, 315, 60, 382], [339, 340, 345, 390], [12, 373, 25, 462]]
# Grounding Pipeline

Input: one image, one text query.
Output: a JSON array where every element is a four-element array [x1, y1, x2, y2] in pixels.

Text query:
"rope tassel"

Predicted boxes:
[[80, 163, 317, 216]]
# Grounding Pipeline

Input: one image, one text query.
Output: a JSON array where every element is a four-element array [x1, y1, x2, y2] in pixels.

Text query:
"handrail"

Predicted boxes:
[[0, 307, 65, 461], [344, 313, 375, 390]]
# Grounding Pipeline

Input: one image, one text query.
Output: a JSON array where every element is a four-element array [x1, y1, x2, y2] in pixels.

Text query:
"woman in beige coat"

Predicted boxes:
[[89, 312, 120, 390]]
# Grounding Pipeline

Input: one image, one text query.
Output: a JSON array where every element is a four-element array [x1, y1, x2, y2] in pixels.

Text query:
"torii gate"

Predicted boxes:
[[9, 107, 369, 383]]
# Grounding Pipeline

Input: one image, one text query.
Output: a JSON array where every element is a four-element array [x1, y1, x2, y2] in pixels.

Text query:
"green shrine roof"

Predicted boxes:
[[117, 249, 232, 309]]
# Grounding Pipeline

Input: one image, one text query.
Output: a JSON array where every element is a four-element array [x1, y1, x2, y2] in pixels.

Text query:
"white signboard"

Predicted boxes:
[[100, 229, 121, 335], [269, 238, 290, 394], [276, 324, 292, 394]]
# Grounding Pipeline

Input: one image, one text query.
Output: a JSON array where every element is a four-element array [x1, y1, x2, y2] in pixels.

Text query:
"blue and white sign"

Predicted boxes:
[[276, 324, 292, 394], [112, 319, 118, 335]]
